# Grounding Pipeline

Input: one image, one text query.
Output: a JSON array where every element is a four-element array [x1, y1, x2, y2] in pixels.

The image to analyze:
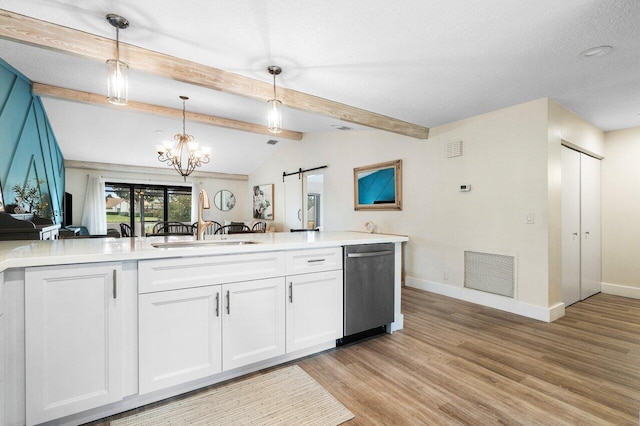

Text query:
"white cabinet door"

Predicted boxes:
[[561, 147, 581, 306], [580, 153, 602, 299], [138, 286, 222, 394], [286, 270, 343, 353], [222, 278, 285, 370], [25, 263, 123, 426]]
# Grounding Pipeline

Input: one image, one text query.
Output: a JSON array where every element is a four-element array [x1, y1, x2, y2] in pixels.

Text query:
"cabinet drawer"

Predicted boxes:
[[139, 251, 286, 293], [285, 247, 343, 275]]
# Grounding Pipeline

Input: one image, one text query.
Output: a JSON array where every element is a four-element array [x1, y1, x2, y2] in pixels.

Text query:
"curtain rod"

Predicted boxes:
[[282, 165, 328, 182]]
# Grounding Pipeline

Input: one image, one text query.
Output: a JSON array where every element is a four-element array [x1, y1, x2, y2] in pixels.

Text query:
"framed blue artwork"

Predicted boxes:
[[354, 159, 402, 211]]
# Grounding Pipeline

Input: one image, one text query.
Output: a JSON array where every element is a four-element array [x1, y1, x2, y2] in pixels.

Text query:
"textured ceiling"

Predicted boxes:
[[1, 0, 639, 174]]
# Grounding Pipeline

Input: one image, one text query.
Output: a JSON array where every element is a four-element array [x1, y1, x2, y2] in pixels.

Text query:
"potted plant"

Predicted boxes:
[[12, 179, 50, 218]]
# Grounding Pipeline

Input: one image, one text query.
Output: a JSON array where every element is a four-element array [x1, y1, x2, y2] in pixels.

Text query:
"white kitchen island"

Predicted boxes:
[[0, 231, 407, 426]]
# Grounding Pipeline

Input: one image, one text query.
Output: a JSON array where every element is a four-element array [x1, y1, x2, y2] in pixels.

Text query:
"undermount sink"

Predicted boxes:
[[151, 240, 262, 248]]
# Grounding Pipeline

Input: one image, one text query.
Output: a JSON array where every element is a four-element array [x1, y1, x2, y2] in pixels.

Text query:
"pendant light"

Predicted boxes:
[[267, 65, 282, 134], [156, 96, 211, 180], [106, 14, 129, 105]]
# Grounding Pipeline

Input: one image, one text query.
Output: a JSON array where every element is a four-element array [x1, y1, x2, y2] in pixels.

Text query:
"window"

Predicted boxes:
[[105, 183, 192, 236]]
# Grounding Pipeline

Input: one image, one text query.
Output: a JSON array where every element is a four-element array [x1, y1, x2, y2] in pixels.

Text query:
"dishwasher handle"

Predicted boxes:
[[346, 250, 394, 258]]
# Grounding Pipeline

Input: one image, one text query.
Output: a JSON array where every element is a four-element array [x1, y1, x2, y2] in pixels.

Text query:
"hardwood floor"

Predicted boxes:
[[90, 288, 640, 425], [299, 288, 640, 425]]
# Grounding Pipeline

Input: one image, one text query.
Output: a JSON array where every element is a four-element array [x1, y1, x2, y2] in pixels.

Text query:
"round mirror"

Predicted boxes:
[[213, 190, 236, 211]]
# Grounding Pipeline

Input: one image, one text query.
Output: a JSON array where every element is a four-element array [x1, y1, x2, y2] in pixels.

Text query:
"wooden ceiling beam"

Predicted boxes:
[[32, 83, 303, 140], [0, 9, 430, 139]]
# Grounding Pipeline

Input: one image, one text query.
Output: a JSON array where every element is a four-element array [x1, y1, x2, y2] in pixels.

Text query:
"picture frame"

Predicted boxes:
[[253, 184, 274, 220], [354, 159, 402, 211]]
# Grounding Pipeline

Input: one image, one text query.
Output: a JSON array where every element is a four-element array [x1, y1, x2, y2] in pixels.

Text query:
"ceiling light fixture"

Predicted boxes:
[[267, 65, 283, 134], [579, 45, 612, 58], [156, 96, 211, 180], [106, 14, 129, 105]]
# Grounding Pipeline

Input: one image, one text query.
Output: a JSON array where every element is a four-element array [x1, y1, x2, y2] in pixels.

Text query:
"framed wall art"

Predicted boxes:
[[253, 184, 274, 220], [354, 159, 402, 211]]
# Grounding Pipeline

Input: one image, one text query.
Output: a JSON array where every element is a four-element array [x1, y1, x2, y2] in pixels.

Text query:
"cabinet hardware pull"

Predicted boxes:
[[112, 269, 117, 299], [289, 282, 293, 303], [307, 259, 325, 263], [216, 292, 220, 317], [226, 290, 230, 315]]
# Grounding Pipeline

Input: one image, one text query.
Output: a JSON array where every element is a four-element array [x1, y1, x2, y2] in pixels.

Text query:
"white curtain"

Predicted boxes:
[[191, 181, 201, 223], [81, 174, 107, 235]]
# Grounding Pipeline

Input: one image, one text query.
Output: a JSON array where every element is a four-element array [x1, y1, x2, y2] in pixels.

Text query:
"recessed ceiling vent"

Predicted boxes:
[[267, 139, 279, 145], [331, 124, 353, 131], [464, 250, 515, 298]]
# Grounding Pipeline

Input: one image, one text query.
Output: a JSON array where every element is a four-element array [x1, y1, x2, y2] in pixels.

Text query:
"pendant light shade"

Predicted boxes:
[[106, 59, 128, 105], [106, 14, 129, 105], [267, 99, 282, 134], [267, 65, 282, 134]]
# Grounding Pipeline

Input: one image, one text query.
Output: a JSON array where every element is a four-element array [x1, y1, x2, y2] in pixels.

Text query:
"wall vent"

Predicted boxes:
[[267, 139, 279, 145], [446, 140, 463, 157], [464, 251, 515, 298]]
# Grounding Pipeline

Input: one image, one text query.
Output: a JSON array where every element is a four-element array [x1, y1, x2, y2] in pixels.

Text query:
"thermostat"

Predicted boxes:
[[459, 184, 471, 192]]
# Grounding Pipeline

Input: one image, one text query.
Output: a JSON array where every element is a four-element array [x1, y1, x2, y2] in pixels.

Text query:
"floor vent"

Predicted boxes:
[[464, 251, 515, 298]]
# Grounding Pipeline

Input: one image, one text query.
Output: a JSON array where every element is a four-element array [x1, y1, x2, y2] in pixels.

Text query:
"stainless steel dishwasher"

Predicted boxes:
[[343, 243, 395, 339]]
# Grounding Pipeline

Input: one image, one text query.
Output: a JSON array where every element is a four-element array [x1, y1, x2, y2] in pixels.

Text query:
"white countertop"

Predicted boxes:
[[0, 231, 408, 272]]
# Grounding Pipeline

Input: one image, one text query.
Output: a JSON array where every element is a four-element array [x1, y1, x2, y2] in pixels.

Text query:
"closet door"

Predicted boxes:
[[580, 154, 601, 299], [561, 147, 581, 306]]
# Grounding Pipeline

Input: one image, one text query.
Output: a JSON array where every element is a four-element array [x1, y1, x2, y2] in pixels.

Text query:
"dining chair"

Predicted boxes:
[[214, 224, 251, 234], [251, 221, 267, 232], [120, 223, 133, 237], [152, 221, 193, 235], [193, 221, 221, 235]]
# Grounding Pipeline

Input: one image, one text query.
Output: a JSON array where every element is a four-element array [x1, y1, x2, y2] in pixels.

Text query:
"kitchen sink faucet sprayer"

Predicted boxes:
[[197, 189, 213, 240]]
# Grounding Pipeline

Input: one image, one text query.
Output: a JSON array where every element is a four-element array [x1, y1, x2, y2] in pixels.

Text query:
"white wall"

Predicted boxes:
[[250, 98, 556, 314], [601, 127, 640, 297], [65, 165, 249, 230], [250, 97, 610, 320]]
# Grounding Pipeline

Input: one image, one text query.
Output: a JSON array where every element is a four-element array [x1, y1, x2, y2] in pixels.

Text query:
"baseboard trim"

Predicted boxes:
[[405, 276, 565, 322], [601, 282, 640, 299]]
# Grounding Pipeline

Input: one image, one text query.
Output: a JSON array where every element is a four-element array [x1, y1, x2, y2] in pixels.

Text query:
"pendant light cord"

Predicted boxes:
[[273, 73, 277, 99], [116, 26, 120, 61]]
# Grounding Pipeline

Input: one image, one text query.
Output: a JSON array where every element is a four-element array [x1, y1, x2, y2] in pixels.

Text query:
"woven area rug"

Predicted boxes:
[[112, 365, 354, 426]]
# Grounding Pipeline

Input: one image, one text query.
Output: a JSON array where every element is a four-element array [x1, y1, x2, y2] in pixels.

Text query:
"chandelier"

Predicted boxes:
[[156, 96, 211, 180]]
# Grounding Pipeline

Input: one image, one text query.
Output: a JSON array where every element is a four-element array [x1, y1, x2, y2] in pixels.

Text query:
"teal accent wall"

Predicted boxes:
[[0, 58, 65, 223]]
